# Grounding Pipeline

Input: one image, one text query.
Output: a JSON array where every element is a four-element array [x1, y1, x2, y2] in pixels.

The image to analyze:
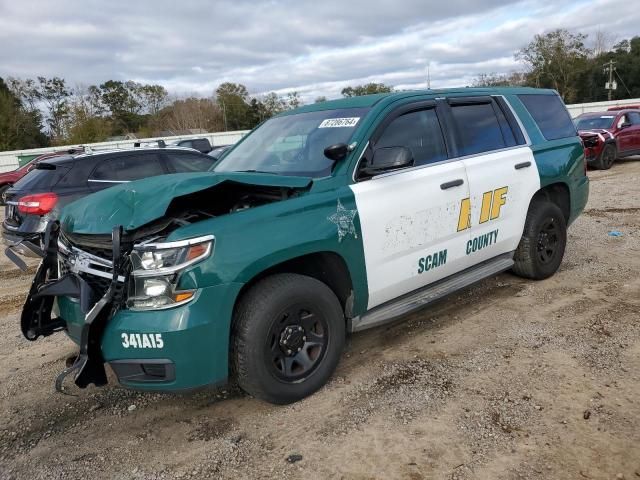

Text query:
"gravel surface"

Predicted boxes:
[[0, 159, 639, 479]]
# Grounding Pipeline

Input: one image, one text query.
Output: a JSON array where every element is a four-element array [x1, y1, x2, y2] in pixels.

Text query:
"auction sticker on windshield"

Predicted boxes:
[[318, 117, 360, 128]]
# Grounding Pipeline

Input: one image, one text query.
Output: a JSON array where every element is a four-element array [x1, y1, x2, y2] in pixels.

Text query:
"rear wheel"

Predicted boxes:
[[596, 143, 616, 170], [0, 184, 10, 205], [232, 273, 345, 404], [512, 200, 567, 280]]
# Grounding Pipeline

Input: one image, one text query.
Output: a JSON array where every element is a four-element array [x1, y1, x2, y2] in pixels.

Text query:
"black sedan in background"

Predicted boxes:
[[2, 146, 216, 258]]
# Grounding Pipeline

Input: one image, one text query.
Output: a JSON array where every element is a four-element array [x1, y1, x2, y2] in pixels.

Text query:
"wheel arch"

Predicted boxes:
[[531, 182, 571, 224], [234, 251, 355, 319]]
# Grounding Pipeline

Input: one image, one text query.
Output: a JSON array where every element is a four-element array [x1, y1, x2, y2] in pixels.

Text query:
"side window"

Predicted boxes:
[[90, 154, 165, 182], [375, 108, 447, 167], [449, 102, 507, 156], [165, 152, 215, 173], [617, 115, 628, 129], [629, 112, 640, 124], [518, 94, 576, 140]]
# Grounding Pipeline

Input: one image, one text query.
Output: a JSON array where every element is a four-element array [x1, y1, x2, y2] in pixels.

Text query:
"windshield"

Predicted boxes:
[[215, 107, 370, 177], [575, 115, 616, 130]]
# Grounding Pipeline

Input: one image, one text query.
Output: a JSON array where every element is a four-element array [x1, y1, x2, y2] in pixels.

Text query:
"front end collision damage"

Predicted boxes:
[[18, 221, 130, 393]]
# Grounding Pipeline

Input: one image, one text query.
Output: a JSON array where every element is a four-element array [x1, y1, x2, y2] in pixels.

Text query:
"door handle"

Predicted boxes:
[[440, 179, 464, 190], [514, 161, 532, 170]]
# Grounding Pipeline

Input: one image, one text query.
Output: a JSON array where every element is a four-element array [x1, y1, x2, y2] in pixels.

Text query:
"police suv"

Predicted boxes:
[[19, 88, 588, 404]]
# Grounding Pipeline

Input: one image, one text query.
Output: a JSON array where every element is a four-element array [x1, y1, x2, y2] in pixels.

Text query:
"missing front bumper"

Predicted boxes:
[[21, 222, 129, 393]]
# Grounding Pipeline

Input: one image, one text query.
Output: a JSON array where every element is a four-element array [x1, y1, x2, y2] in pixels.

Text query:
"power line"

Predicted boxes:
[[614, 69, 632, 98]]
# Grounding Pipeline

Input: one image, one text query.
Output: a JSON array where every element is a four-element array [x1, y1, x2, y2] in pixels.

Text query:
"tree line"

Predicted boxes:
[[473, 30, 640, 104], [1, 29, 639, 152]]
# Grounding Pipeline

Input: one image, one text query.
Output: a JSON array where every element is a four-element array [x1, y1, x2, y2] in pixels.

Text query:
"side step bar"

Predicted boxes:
[[350, 252, 515, 332]]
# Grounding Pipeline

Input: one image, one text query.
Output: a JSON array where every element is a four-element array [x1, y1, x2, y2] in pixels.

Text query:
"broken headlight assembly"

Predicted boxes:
[[128, 235, 214, 310]]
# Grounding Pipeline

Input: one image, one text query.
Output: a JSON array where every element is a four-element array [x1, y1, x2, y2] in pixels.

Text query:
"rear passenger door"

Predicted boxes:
[[88, 153, 167, 191], [351, 101, 472, 310], [446, 96, 540, 264]]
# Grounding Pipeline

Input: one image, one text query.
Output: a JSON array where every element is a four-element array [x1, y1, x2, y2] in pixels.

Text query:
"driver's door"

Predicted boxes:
[[350, 103, 472, 310]]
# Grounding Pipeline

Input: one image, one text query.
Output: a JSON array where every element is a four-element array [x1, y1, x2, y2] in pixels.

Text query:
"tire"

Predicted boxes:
[[232, 273, 345, 404], [0, 184, 10, 205], [512, 200, 567, 280], [595, 143, 616, 170]]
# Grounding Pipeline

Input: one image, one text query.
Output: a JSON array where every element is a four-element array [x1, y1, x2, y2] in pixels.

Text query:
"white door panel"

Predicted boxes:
[[462, 147, 540, 265], [351, 162, 472, 310]]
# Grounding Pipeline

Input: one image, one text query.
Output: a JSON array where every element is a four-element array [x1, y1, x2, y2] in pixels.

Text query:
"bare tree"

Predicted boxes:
[[592, 29, 616, 57]]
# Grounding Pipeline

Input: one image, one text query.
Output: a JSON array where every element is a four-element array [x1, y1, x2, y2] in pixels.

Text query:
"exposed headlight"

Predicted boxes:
[[127, 235, 213, 311]]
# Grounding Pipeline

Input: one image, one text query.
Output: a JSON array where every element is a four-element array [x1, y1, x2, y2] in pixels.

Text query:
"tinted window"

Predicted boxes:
[[13, 164, 71, 191], [628, 112, 640, 124], [575, 115, 616, 130], [165, 152, 215, 173], [375, 108, 447, 166], [91, 154, 165, 182], [450, 102, 506, 156], [518, 94, 576, 140]]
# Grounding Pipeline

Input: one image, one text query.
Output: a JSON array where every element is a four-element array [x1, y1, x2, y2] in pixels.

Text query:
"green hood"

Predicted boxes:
[[60, 172, 312, 234]]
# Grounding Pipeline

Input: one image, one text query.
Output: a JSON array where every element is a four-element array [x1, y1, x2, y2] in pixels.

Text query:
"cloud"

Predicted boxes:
[[0, 0, 638, 101]]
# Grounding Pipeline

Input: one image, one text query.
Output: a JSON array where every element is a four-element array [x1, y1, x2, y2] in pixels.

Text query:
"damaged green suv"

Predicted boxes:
[[19, 88, 588, 404]]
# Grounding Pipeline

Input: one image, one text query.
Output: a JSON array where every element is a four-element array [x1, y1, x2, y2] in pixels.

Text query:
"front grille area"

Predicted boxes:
[[58, 235, 128, 306]]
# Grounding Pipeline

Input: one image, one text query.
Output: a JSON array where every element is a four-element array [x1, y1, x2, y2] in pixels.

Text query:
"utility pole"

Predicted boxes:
[[221, 99, 228, 131], [603, 59, 617, 101]]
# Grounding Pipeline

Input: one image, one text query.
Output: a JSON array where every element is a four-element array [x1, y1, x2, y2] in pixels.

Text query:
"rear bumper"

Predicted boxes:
[[1, 226, 41, 258], [56, 281, 244, 391]]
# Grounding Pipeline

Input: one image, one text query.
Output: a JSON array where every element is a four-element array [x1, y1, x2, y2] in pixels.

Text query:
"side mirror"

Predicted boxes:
[[620, 122, 632, 129], [324, 143, 350, 162], [363, 146, 413, 176]]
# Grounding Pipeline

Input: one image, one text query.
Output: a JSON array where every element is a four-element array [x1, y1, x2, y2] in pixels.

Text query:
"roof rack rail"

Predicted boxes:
[[133, 139, 166, 148]]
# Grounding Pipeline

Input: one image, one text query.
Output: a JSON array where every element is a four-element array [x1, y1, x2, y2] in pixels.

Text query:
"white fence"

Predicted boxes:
[[566, 97, 640, 118], [0, 130, 249, 173]]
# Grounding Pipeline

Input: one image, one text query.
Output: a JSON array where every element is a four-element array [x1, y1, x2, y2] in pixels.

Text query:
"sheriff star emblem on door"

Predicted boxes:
[[328, 199, 358, 242]]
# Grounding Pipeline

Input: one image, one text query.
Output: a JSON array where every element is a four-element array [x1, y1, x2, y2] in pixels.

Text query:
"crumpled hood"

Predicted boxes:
[[60, 171, 312, 234]]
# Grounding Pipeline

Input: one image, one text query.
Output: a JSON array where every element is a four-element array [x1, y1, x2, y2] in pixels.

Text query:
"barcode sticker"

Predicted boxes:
[[318, 117, 361, 128]]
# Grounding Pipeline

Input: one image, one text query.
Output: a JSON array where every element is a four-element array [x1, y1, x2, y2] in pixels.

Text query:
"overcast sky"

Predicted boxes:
[[0, 0, 638, 101]]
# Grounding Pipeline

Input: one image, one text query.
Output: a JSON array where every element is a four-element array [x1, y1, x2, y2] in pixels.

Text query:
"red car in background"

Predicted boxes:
[[576, 109, 640, 170], [0, 148, 84, 204]]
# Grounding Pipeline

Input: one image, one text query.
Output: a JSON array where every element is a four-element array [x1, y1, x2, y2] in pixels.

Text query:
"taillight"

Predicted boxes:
[[17, 192, 58, 215]]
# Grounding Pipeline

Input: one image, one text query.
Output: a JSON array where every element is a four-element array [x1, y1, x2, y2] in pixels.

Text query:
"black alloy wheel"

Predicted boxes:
[[266, 305, 329, 382]]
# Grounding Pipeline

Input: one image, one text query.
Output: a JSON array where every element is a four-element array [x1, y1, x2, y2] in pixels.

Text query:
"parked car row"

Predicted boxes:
[[0, 148, 85, 205], [1, 143, 224, 257], [575, 108, 640, 170]]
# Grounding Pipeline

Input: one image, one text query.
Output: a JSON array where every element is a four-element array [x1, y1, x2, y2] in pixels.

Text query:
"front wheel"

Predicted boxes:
[[512, 200, 567, 280], [232, 273, 345, 404], [595, 143, 616, 170]]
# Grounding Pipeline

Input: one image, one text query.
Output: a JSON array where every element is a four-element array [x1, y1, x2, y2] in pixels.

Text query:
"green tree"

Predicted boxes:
[[37, 76, 70, 142], [314, 96, 327, 103], [215, 83, 252, 130], [0, 77, 48, 150], [341, 82, 393, 97], [516, 29, 591, 102]]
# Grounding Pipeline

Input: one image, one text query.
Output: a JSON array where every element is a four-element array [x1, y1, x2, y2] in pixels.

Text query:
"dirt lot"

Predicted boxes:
[[1, 160, 639, 480]]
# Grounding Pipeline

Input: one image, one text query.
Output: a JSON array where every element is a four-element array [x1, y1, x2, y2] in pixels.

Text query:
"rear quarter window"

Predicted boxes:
[[518, 94, 577, 140], [12, 165, 71, 191]]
